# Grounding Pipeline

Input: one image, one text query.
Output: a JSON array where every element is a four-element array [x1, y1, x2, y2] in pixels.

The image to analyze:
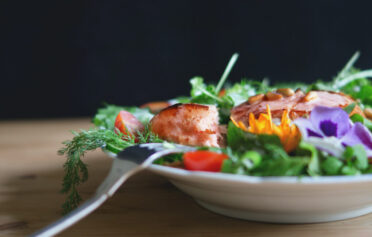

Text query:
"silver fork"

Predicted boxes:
[[31, 143, 195, 237]]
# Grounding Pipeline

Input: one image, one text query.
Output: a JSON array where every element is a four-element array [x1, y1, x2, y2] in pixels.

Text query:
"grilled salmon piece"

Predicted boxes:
[[150, 103, 224, 147], [232, 90, 305, 122], [231, 89, 361, 126]]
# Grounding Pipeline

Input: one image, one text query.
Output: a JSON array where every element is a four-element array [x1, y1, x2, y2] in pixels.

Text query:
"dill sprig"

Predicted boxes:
[[58, 126, 161, 214]]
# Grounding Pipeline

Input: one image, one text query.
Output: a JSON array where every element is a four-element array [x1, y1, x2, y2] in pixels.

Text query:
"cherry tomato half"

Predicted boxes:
[[183, 150, 228, 172], [114, 111, 144, 141]]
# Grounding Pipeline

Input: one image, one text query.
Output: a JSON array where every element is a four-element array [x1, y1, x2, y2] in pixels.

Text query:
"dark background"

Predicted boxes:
[[2, 0, 372, 119]]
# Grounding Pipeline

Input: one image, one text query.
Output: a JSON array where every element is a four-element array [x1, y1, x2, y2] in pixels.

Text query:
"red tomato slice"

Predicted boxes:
[[183, 151, 228, 172], [114, 111, 144, 141]]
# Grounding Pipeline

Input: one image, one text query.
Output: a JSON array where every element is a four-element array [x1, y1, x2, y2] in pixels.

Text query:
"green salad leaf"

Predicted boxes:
[[310, 51, 372, 108], [251, 156, 309, 177], [223, 79, 269, 106], [189, 77, 221, 104], [93, 104, 154, 129]]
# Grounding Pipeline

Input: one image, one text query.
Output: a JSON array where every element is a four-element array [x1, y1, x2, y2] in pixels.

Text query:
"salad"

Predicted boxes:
[[59, 52, 372, 214]]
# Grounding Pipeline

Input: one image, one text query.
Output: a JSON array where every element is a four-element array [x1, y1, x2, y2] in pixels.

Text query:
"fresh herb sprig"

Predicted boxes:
[[58, 128, 131, 214], [59, 105, 160, 214]]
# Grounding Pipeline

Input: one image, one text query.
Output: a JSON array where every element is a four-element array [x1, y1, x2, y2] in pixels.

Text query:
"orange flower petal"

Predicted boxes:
[[233, 106, 301, 153]]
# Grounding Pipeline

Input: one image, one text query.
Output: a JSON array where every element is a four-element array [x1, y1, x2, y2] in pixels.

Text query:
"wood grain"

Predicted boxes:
[[1, 119, 372, 236]]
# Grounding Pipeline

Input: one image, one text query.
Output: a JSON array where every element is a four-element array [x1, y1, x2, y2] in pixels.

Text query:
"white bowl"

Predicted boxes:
[[105, 152, 372, 223]]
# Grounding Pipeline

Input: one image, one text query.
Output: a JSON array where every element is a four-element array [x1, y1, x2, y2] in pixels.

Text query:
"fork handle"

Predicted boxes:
[[30, 194, 108, 237]]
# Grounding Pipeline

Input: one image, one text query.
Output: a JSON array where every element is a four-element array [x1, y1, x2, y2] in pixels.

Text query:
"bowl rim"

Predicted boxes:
[[103, 149, 372, 184], [148, 163, 372, 184]]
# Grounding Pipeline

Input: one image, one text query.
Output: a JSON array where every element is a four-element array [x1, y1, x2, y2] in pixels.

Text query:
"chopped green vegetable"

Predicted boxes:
[[321, 157, 343, 175]]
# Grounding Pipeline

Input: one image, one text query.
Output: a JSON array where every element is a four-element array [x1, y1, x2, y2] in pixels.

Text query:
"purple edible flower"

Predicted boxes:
[[341, 122, 372, 156], [294, 106, 372, 157]]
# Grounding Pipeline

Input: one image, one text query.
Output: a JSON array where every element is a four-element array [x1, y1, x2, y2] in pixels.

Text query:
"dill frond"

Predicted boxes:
[[58, 126, 161, 214]]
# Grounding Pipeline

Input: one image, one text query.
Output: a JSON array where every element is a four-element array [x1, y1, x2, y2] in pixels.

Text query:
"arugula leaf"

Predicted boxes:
[[189, 53, 239, 105], [190, 77, 221, 104], [188, 54, 245, 123], [258, 134, 283, 147], [309, 80, 335, 91], [335, 51, 360, 82], [223, 79, 267, 106], [308, 52, 372, 108], [128, 107, 155, 124], [93, 104, 154, 129], [189, 77, 235, 123], [357, 85, 372, 106], [93, 104, 124, 129], [335, 69, 372, 90], [340, 76, 372, 106], [227, 121, 256, 151], [332, 52, 372, 107]]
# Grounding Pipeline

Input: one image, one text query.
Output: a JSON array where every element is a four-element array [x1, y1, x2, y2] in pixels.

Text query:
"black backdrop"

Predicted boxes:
[[2, 0, 372, 119]]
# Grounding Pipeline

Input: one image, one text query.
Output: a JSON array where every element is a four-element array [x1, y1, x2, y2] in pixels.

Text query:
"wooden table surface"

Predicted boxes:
[[1, 119, 372, 237]]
